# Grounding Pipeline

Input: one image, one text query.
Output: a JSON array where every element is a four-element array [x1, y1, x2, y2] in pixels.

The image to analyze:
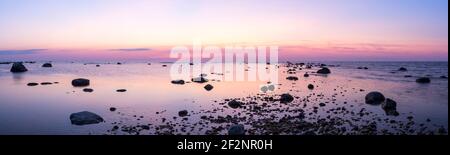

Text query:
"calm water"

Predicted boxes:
[[0, 61, 447, 135]]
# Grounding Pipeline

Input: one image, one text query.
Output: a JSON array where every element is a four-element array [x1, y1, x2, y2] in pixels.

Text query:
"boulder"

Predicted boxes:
[[308, 84, 314, 90], [69, 111, 104, 125], [178, 110, 188, 117], [191, 76, 208, 83], [116, 89, 127, 92], [382, 98, 397, 110], [398, 67, 408, 71], [228, 100, 243, 109], [286, 76, 299, 81], [27, 83, 39, 86], [83, 88, 94, 92], [317, 67, 331, 74], [416, 77, 431, 83], [304, 73, 310, 77], [10, 62, 28, 73], [280, 93, 294, 103], [42, 63, 52, 68], [204, 84, 214, 91], [71, 78, 90, 87], [171, 80, 185, 85], [109, 107, 117, 112], [228, 124, 245, 135], [365, 91, 385, 105]]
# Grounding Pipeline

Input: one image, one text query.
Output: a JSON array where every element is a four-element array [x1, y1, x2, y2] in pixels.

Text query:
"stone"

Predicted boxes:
[[204, 84, 214, 91], [27, 83, 39, 86], [42, 63, 52, 67], [416, 77, 431, 83], [228, 124, 245, 135], [69, 111, 104, 125], [83, 88, 94, 92], [398, 67, 408, 71], [71, 78, 90, 87], [171, 80, 185, 85], [178, 110, 188, 117], [286, 76, 299, 81], [228, 100, 243, 109], [365, 91, 385, 105], [109, 107, 117, 112], [317, 67, 331, 74], [280, 93, 294, 103], [116, 89, 127, 92], [10, 62, 28, 73], [308, 84, 314, 90]]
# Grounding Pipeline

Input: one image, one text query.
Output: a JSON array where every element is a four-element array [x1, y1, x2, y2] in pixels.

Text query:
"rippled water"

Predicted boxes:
[[0, 61, 447, 135]]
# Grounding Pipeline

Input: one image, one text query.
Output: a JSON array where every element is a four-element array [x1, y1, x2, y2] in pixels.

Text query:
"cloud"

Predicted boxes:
[[0, 49, 47, 55], [111, 48, 152, 52]]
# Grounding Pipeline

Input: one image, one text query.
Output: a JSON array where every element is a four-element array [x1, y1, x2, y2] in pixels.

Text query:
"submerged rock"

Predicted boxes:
[[42, 63, 52, 68], [308, 84, 314, 90], [204, 84, 214, 91], [69, 111, 104, 125], [228, 100, 243, 109], [27, 83, 39, 86], [83, 88, 94, 92], [71, 78, 90, 87], [365, 91, 385, 105], [10, 62, 28, 73], [398, 67, 408, 71], [40, 82, 53, 85], [109, 107, 117, 112], [317, 67, 331, 74], [178, 110, 188, 117], [280, 93, 294, 103], [304, 73, 310, 77], [416, 77, 431, 83], [116, 89, 127, 92], [171, 80, 185, 85], [286, 76, 299, 81], [228, 124, 245, 135]]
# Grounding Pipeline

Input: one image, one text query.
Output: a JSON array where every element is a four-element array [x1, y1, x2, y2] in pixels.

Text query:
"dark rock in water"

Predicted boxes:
[[191, 76, 208, 83], [27, 83, 39, 86], [268, 85, 275, 91], [383, 99, 399, 116], [171, 80, 185, 85], [69, 111, 104, 125], [204, 84, 214, 91], [398, 67, 408, 71], [317, 67, 331, 74], [319, 103, 326, 107], [440, 76, 448, 79], [304, 73, 309, 77], [364, 67, 369, 70], [382, 98, 397, 110], [308, 84, 314, 90], [116, 89, 127, 92], [260, 86, 268, 92], [404, 75, 412, 78], [365, 91, 385, 105], [416, 77, 431, 83], [42, 63, 52, 68], [96, 64, 100, 67], [280, 93, 294, 103], [228, 100, 243, 109], [117, 62, 122, 65], [10, 62, 28, 73], [228, 124, 245, 135], [40, 82, 53, 85], [109, 107, 116, 112], [162, 64, 167, 67], [286, 76, 299, 81], [83, 88, 94, 92], [178, 110, 188, 117], [71, 78, 90, 87]]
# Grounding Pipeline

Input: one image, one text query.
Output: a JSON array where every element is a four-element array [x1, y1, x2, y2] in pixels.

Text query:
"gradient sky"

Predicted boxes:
[[0, 0, 448, 61]]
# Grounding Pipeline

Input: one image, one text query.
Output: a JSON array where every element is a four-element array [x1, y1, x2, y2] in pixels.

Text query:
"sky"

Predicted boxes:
[[0, 0, 448, 61]]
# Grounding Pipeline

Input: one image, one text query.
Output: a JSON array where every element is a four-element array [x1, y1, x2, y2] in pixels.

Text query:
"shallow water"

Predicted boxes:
[[0, 61, 447, 135]]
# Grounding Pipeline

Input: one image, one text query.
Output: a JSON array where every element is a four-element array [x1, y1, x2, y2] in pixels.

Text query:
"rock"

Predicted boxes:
[[404, 75, 412, 78], [304, 73, 310, 77], [440, 76, 448, 79], [228, 124, 245, 135], [83, 88, 94, 92], [416, 77, 431, 83], [117, 62, 122, 65], [40, 82, 53, 85], [319, 103, 326, 107], [286, 76, 299, 81], [280, 93, 294, 103], [228, 100, 243, 109], [109, 107, 116, 112], [96, 64, 100, 67], [365, 91, 385, 105], [69, 111, 104, 125], [10, 62, 28, 73], [171, 80, 185, 85], [27, 83, 39, 86], [162, 64, 167, 67], [116, 89, 127, 92], [364, 67, 369, 70], [191, 76, 208, 83], [42, 63, 52, 68], [268, 85, 275, 91], [308, 84, 314, 90], [317, 67, 331, 74], [204, 84, 214, 91], [260, 86, 268, 92], [178, 110, 188, 117], [382, 98, 397, 110], [71, 78, 90, 87], [398, 67, 408, 71]]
